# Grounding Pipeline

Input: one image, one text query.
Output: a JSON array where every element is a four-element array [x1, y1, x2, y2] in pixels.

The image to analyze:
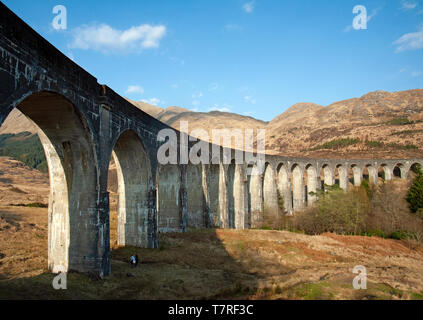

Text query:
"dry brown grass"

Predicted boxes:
[[1, 205, 423, 300]]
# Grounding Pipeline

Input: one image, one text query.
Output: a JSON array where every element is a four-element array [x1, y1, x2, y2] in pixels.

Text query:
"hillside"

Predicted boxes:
[[1, 207, 422, 299], [265, 90, 423, 158], [1, 89, 423, 161]]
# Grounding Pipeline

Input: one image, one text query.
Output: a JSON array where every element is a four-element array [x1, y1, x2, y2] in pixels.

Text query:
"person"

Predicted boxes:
[[135, 254, 139, 267], [130, 255, 136, 268]]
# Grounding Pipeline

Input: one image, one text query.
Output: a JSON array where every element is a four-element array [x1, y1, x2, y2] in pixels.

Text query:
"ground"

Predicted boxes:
[[0, 205, 422, 300]]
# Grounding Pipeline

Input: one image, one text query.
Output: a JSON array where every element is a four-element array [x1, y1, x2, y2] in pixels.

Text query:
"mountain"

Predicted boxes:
[[1, 89, 423, 161], [265, 89, 423, 158]]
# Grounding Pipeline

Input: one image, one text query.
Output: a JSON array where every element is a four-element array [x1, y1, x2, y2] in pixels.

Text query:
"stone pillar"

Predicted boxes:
[[367, 166, 378, 185], [263, 164, 279, 216], [384, 166, 393, 181], [219, 164, 229, 228], [205, 164, 221, 227], [277, 165, 292, 215], [292, 165, 305, 211], [338, 166, 348, 191], [249, 166, 263, 228], [180, 165, 188, 232], [323, 166, 335, 187], [352, 166, 363, 186], [234, 164, 248, 230], [306, 166, 318, 206]]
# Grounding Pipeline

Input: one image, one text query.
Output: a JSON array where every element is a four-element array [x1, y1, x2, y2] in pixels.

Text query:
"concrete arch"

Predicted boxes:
[[277, 163, 292, 215], [305, 164, 318, 205], [157, 164, 182, 233], [365, 164, 378, 184], [263, 162, 279, 217], [111, 130, 151, 247], [291, 164, 305, 212], [321, 164, 334, 190], [186, 164, 206, 228], [378, 164, 393, 181], [8, 91, 101, 274], [206, 164, 221, 228], [407, 162, 423, 178], [336, 164, 348, 191], [393, 163, 406, 179], [249, 163, 264, 228], [351, 164, 363, 186]]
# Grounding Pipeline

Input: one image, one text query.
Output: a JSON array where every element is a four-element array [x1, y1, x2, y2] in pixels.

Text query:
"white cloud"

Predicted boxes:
[[209, 107, 231, 112], [70, 23, 166, 53], [126, 85, 144, 95], [171, 84, 179, 89], [243, 2, 255, 13], [192, 100, 200, 106], [192, 92, 203, 99], [208, 104, 232, 112], [400, 1, 418, 10], [142, 98, 162, 106], [394, 27, 423, 52], [244, 96, 256, 104], [411, 71, 422, 77], [209, 82, 219, 91], [223, 24, 243, 31]]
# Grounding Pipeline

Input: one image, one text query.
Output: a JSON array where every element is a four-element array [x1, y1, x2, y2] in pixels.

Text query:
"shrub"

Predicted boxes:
[[387, 118, 413, 126], [406, 165, 423, 215], [295, 185, 369, 235], [310, 138, 359, 151]]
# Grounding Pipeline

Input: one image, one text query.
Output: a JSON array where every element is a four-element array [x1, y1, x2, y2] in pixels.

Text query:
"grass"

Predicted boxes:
[[309, 138, 359, 151], [390, 129, 423, 136], [1, 206, 423, 300], [365, 140, 418, 150], [387, 118, 414, 126]]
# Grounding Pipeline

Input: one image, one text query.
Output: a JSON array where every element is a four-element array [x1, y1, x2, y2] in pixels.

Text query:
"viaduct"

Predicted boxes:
[[1, 3, 422, 277]]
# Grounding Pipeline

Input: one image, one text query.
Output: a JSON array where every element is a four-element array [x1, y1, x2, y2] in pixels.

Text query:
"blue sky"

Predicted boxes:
[[3, 0, 423, 121]]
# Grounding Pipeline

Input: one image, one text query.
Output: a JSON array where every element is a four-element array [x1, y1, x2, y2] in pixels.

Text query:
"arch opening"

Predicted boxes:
[[109, 130, 151, 247], [8, 91, 100, 274]]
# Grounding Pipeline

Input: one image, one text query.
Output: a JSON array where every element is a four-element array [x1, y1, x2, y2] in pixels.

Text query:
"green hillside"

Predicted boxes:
[[0, 132, 47, 172]]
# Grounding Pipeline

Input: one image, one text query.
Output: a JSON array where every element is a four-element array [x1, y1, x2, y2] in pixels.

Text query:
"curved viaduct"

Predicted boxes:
[[1, 4, 422, 277]]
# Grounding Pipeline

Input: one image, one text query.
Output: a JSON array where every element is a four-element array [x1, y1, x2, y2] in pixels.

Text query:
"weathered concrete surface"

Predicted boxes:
[[1, 3, 423, 277]]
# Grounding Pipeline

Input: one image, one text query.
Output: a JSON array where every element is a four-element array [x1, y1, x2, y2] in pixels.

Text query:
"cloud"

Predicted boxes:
[[244, 96, 256, 104], [400, 1, 418, 10], [192, 92, 203, 99], [411, 71, 422, 77], [209, 82, 219, 91], [243, 2, 255, 13], [208, 103, 232, 112], [70, 23, 166, 53], [125, 85, 144, 95], [171, 84, 179, 89], [142, 98, 162, 106], [209, 107, 231, 112], [223, 24, 243, 31], [394, 27, 423, 52]]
